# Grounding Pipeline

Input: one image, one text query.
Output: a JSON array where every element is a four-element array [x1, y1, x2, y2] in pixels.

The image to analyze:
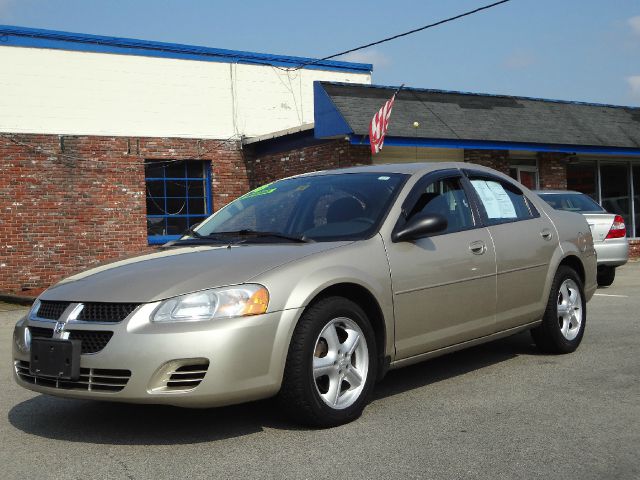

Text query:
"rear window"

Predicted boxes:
[[537, 193, 605, 213]]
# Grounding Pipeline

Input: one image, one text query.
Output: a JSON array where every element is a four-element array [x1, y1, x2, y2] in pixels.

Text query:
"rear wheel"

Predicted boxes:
[[531, 266, 586, 354], [277, 297, 377, 427], [597, 266, 616, 287]]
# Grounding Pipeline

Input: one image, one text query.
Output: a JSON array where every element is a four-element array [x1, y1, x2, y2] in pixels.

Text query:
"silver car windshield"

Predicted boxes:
[[190, 173, 408, 242]]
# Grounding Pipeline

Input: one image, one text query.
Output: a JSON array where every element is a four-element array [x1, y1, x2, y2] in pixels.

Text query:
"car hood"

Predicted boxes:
[[40, 242, 350, 303]]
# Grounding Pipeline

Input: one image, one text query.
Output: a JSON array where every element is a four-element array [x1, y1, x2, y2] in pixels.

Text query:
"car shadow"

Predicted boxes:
[[7, 332, 539, 444]]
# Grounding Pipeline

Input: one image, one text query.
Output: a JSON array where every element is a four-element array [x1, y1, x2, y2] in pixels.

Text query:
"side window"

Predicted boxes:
[[407, 177, 474, 234], [469, 177, 536, 224]]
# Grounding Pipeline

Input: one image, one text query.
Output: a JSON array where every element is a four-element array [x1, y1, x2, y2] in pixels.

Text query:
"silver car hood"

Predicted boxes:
[[40, 242, 349, 303]]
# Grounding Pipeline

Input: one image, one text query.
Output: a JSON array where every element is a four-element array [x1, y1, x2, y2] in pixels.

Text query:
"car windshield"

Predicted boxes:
[[187, 172, 407, 243], [537, 192, 605, 213]]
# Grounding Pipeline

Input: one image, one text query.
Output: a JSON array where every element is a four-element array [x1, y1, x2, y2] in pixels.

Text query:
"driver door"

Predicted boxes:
[[385, 171, 497, 360]]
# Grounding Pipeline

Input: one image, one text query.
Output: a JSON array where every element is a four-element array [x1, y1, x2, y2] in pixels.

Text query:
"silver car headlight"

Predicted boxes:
[[27, 298, 41, 319], [151, 284, 269, 323]]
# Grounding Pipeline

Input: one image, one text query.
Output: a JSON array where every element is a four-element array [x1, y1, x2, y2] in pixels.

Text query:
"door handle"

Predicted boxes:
[[540, 229, 553, 241], [469, 240, 486, 255]]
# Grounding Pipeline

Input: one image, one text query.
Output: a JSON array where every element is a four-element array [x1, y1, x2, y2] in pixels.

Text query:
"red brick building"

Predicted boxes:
[[2, 27, 639, 297]]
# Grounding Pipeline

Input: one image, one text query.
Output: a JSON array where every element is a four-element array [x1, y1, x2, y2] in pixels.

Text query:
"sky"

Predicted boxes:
[[1, 0, 639, 106]]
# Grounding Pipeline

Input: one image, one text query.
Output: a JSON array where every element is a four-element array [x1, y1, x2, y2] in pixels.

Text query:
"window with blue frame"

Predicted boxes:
[[144, 160, 212, 245]]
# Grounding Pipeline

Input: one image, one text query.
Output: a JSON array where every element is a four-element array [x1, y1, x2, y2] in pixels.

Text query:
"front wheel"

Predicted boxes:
[[531, 266, 586, 354], [277, 297, 377, 427]]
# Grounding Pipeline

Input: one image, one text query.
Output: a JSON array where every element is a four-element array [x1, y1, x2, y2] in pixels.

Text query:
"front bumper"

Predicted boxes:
[[12, 304, 302, 407], [594, 238, 629, 267]]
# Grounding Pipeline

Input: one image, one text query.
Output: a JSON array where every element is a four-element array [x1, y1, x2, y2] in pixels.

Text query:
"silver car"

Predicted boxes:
[[535, 190, 628, 286], [13, 163, 597, 427]]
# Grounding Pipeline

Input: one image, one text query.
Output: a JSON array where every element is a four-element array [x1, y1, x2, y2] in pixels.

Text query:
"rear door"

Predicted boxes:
[[465, 171, 557, 332], [385, 170, 497, 359]]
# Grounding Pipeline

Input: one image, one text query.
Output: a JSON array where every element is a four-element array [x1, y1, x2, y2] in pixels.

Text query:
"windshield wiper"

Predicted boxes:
[[208, 229, 310, 243]]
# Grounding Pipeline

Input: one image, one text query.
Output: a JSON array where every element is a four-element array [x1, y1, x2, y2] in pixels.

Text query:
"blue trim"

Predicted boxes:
[[0, 25, 372, 74], [349, 135, 640, 156], [325, 81, 639, 111], [313, 82, 353, 138], [148, 235, 179, 245]]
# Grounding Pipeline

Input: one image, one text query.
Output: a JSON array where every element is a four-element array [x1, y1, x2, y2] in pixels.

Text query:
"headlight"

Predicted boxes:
[[27, 299, 41, 319], [151, 284, 269, 323]]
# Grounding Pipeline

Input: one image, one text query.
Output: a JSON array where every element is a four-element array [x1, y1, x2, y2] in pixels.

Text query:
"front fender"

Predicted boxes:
[[253, 236, 395, 362]]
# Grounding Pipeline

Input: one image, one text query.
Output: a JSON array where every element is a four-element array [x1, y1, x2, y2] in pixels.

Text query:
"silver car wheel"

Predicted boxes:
[[557, 279, 583, 341], [312, 317, 369, 410]]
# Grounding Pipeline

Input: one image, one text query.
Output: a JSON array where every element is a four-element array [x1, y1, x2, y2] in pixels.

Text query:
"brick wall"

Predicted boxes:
[[463, 149, 510, 174], [629, 240, 640, 259], [537, 152, 568, 189], [245, 139, 371, 188], [0, 133, 249, 295]]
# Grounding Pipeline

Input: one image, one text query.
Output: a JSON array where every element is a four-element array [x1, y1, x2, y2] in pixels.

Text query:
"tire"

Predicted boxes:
[[597, 266, 615, 287], [277, 296, 378, 427], [531, 266, 586, 354]]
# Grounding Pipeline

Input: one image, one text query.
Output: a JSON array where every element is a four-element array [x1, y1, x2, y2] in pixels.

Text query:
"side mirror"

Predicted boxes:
[[392, 213, 448, 242]]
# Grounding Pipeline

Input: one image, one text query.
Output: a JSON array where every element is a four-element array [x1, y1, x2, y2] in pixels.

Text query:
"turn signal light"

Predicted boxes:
[[242, 287, 270, 315], [605, 215, 626, 239]]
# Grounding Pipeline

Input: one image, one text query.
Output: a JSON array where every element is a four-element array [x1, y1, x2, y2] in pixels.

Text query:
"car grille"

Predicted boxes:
[[28, 326, 113, 354], [167, 362, 209, 390], [35, 301, 139, 323], [76, 303, 139, 322], [36, 301, 70, 320], [15, 360, 131, 392]]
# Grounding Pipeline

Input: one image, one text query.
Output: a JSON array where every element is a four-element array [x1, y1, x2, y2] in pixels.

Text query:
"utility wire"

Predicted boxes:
[[278, 0, 512, 71]]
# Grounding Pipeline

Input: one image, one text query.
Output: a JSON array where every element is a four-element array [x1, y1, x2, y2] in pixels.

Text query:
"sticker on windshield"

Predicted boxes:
[[378, 176, 391, 181], [240, 183, 277, 199]]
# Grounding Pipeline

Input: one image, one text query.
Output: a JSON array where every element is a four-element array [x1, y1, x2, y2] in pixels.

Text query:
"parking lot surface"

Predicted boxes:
[[1, 264, 639, 480]]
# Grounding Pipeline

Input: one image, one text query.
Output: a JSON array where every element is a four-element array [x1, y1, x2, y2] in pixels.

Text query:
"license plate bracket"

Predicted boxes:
[[30, 338, 81, 380]]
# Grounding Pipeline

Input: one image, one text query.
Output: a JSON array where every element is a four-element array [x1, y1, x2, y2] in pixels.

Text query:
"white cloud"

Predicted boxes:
[[629, 16, 640, 35], [628, 76, 640, 98], [504, 50, 536, 70], [338, 50, 392, 69]]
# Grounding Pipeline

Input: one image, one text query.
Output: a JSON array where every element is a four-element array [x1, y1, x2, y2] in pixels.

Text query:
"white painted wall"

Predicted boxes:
[[0, 46, 370, 138]]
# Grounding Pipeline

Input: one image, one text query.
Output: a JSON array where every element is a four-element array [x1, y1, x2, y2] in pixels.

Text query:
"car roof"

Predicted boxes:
[[533, 190, 584, 194], [293, 161, 505, 178]]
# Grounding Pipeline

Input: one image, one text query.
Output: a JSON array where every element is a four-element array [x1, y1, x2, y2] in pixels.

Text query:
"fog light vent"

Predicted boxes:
[[148, 359, 209, 393]]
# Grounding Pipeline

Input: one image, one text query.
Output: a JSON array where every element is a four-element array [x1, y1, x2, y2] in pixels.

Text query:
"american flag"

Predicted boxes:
[[369, 87, 402, 155]]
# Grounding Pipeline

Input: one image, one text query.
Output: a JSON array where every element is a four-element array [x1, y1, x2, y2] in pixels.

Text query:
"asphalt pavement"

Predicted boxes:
[[1, 264, 639, 479]]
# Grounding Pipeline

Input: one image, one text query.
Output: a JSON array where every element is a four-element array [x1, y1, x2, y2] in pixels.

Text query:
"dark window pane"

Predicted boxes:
[[166, 198, 187, 215], [147, 217, 165, 236], [188, 197, 207, 215], [186, 180, 205, 197], [509, 168, 518, 181], [166, 180, 187, 197], [187, 162, 204, 178], [145, 162, 164, 178], [601, 164, 630, 227], [166, 217, 188, 235], [634, 166, 640, 238], [567, 162, 597, 200], [188, 216, 207, 229], [146, 197, 165, 215], [165, 161, 187, 178], [146, 180, 164, 197], [410, 177, 474, 233]]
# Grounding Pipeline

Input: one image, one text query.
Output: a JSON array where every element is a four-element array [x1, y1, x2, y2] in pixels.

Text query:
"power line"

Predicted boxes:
[[278, 0, 513, 71]]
